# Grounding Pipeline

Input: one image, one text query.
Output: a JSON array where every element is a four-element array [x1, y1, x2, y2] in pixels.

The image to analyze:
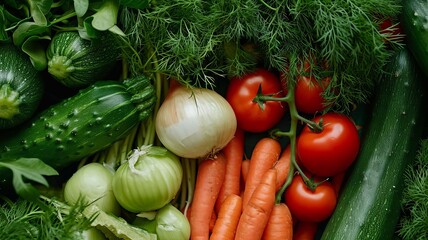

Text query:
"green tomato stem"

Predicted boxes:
[[271, 73, 320, 200]]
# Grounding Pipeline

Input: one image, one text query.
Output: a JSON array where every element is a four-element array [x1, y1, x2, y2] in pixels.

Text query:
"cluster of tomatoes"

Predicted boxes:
[[225, 64, 361, 224]]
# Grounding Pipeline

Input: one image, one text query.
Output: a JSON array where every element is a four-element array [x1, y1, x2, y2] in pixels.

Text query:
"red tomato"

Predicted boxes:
[[297, 112, 360, 177], [226, 68, 286, 133], [284, 174, 337, 222], [295, 75, 330, 114]]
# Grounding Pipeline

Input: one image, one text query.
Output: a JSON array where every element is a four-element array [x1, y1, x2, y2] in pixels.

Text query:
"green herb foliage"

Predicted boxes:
[[398, 139, 428, 240], [119, 0, 402, 112], [0, 197, 94, 240]]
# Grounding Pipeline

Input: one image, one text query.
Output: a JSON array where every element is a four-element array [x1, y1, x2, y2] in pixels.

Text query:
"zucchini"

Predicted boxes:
[[401, 0, 428, 77], [0, 44, 44, 129], [46, 31, 121, 88], [0, 75, 156, 169], [321, 48, 428, 239]]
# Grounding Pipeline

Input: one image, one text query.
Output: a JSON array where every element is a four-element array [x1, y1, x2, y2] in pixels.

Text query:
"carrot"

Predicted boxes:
[[274, 145, 292, 192], [215, 128, 245, 213], [190, 153, 227, 240], [235, 168, 277, 240], [293, 221, 318, 240], [210, 194, 243, 240], [242, 138, 282, 208], [185, 205, 217, 234], [241, 158, 250, 185], [262, 203, 293, 240]]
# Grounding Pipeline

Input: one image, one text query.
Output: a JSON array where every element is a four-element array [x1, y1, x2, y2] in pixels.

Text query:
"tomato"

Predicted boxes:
[[226, 68, 286, 133], [297, 112, 360, 177], [284, 174, 337, 222], [295, 75, 330, 114]]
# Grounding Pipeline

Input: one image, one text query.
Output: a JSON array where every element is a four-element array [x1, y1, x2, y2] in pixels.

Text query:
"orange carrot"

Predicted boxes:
[[293, 221, 318, 240], [215, 128, 245, 213], [241, 158, 251, 185], [262, 203, 293, 240], [274, 145, 292, 192], [242, 138, 281, 208], [190, 154, 227, 240], [235, 168, 277, 240], [185, 205, 217, 234], [210, 194, 243, 240]]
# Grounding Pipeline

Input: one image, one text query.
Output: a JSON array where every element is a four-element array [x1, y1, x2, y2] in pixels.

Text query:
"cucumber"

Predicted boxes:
[[401, 0, 428, 77], [46, 31, 121, 88], [0, 75, 156, 169], [0, 44, 44, 129], [321, 48, 428, 239]]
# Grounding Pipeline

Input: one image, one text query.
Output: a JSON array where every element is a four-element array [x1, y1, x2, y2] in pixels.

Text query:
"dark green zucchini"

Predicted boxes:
[[321, 48, 428, 239], [0, 44, 44, 129], [401, 0, 428, 77], [46, 31, 121, 88], [0, 75, 156, 169]]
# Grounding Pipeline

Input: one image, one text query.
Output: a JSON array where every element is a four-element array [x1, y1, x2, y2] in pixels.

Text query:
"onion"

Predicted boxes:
[[112, 145, 183, 213], [134, 203, 191, 240], [63, 163, 120, 216], [156, 85, 237, 158]]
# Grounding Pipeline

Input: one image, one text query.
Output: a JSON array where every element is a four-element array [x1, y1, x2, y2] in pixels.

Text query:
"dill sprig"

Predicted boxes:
[[398, 139, 428, 240], [118, 0, 401, 112], [0, 197, 95, 240]]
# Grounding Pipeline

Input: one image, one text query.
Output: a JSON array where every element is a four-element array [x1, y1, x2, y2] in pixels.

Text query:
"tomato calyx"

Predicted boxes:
[[252, 84, 278, 111], [300, 173, 330, 192]]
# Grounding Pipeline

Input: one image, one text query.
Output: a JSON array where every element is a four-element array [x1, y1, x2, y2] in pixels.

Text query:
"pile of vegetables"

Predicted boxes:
[[1, 0, 428, 239]]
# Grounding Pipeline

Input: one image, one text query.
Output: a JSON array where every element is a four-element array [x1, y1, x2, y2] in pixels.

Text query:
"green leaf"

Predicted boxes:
[[74, 0, 90, 17], [0, 6, 9, 41], [0, 158, 58, 200], [108, 24, 125, 36], [21, 35, 51, 70], [81, 16, 101, 39], [120, 0, 150, 10], [91, 0, 119, 31], [12, 21, 48, 46], [28, 0, 53, 25]]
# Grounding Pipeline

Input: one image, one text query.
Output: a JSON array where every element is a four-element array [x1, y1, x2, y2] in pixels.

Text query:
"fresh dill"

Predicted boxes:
[[0, 197, 94, 240], [398, 139, 428, 240], [118, 0, 401, 112]]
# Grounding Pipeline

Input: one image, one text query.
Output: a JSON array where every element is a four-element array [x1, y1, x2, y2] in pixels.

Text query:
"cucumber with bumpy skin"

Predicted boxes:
[[0, 75, 156, 169], [321, 48, 428, 239]]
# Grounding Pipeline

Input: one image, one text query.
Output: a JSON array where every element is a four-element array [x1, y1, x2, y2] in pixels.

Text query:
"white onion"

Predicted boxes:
[[155, 85, 237, 158]]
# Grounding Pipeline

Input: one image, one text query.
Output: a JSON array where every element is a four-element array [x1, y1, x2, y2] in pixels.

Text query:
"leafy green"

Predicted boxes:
[[398, 139, 428, 240], [46, 198, 157, 240], [0, 197, 94, 240], [119, 0, 402, 112], [0, 158, 58, 201], [0, 0, 137, 70]]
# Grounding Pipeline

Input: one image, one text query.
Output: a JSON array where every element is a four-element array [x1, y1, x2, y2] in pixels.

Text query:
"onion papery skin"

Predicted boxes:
[[112, 146, 183, 213], [64, 163, 120, 216], [155, 86, 237, 159]]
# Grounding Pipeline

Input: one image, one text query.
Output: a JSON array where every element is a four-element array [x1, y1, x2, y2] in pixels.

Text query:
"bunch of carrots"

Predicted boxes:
[[185, 128, 344, 240]]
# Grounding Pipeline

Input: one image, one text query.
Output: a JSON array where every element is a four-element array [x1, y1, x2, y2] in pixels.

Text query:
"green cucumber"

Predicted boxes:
[[321, 48, 428, 239], [0, 75, 156, 169], [401, 0, 428, 77], [46, 31, 121, 88], [0, 44, 44, 129]]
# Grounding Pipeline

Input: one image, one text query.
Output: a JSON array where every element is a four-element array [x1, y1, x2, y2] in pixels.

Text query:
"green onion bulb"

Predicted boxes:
[[112, 146, 183, 213]]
